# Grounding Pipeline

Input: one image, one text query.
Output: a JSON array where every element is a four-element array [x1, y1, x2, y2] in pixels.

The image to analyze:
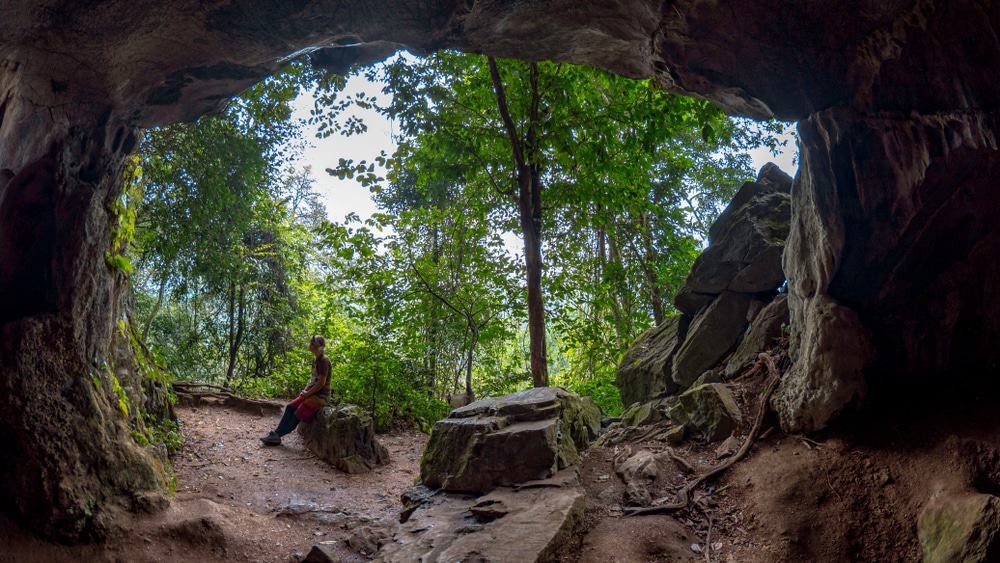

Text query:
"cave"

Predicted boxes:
[[1, 0, 999, 545]]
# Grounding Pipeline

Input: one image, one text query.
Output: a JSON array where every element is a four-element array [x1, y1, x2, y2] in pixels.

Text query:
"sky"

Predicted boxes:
[[289, 72, 800, 226]]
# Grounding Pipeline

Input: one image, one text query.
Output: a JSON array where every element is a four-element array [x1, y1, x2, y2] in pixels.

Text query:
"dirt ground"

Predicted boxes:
[[0, 405, 428, 563], [564, 374, 1000, 563], [5, 378, 1000, 562]]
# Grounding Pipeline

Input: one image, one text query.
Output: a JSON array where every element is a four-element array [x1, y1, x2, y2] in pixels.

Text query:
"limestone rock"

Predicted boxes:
[[664, 425, 686, 445], [684, 165, 792, 296], [918, 491, 1000, 563], [669, 384, 743, 442], [624, 482, 652, 507], [672, 292, 752, 388], [726, 295, 789, 377], [692, 369, 725, 388], [348, 525, 391, 556], [614, 450, 659, 484], [376, 471, 585, 563], [420, 387, 600, 493], [775, 296, 871, 432], [299, 404, 389, 474], [620, 400, 667, 428], [616, 316, 684, 406], [674, 288, 717, 316]]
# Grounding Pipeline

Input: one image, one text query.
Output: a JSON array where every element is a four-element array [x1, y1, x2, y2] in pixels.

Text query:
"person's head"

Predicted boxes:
[[309, 335, 326, 357]]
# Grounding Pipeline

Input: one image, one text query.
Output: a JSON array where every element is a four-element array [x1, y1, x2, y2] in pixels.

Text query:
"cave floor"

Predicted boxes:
[[5, 380, 1000, 562], [0, 405, 428, 563]]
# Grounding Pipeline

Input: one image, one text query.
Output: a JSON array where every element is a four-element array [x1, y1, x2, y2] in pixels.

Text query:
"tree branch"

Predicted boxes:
[[487, 57, 525, 168]]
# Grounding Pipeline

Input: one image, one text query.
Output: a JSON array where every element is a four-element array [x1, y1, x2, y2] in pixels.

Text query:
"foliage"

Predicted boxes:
[[129, 52, 788, 425], [310, 51, 786, 412]]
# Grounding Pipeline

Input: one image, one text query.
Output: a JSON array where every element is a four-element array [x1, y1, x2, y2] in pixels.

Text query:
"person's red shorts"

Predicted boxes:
[[289, 395, 325, 423]]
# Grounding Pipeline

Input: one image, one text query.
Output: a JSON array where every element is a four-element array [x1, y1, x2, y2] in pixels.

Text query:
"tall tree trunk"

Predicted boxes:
[[639, 210, 665, 325], [606, 218, 630, 344], [142, 268, 169, 341], [488, 57, 548, 387], [519, 168, 548, 387], [427, 225, 440, 390], [466, 324, 477, 397], [225, 281, 245, 386]]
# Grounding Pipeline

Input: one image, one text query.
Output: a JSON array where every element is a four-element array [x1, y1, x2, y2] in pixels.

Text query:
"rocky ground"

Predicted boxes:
[[0, 405, 427, 563], [4, 379, 1000, 562], [563, 376, 1000, 563]]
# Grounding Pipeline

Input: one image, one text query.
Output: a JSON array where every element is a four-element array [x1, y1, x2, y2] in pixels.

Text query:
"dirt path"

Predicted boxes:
[[0, 405, 428, 563]]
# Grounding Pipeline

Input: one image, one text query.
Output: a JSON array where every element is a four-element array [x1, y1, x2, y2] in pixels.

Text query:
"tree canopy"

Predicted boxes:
[[128, 51, 788, 425]]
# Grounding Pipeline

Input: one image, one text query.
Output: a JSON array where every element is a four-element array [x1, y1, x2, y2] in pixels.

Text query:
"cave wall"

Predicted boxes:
[[2, 0, 999, 540], [0, 69, 170, 540], [778, 109, 1000, 430]]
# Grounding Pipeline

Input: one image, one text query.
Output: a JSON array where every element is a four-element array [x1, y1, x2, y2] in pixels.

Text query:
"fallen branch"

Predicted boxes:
[[624, 352, 781, 517]]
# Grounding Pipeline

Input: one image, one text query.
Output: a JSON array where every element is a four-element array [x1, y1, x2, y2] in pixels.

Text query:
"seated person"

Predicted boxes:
[[260, 335, 331, 446]]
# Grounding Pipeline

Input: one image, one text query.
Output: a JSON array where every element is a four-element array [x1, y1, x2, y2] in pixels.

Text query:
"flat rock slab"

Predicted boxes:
[[299, 404, 389, 474], [421, 387, 601, 493], [376, 471, 585, 563], [616, 316, 684, 406]]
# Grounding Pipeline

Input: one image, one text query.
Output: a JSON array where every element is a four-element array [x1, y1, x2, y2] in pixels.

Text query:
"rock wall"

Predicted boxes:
[[2, 0, 1000, 541], [0, 81, 170, 541], [617, 164, 792, 405], [778, 108, 1000, 431]]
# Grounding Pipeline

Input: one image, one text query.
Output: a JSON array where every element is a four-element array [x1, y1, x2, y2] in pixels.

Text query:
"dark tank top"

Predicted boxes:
[[311, 356, 331, 400]]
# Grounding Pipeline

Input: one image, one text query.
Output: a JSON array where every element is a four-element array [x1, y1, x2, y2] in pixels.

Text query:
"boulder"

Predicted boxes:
[[726, 295, 789, 377], [918, 491, 1000, 563], [377, 470, 585, 562], [684, 165, 792, 295], [620, 400, 667, 428], [616, 317, 685, 406], [672, 292, 752, 388], [669, 384, 742, 442], [420, 387, 600, 493], [299, 404, 390, 474], [674, 288, 717, 316]]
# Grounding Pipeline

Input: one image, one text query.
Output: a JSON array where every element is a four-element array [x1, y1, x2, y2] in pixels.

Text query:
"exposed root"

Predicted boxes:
[[624, 352, 782, 517], [172, 381, 283, 415]]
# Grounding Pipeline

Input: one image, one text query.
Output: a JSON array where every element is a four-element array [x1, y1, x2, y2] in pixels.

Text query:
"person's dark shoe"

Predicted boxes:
[[260, 432, 281, 446]]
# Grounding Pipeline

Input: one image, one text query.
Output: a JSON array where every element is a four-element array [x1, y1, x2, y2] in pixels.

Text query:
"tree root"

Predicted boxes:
[[623, 352, 782, 517], [172, 382, 283, 415]]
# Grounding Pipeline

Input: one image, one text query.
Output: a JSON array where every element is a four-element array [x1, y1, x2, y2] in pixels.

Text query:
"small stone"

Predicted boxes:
[[614, 450, 658, 483], [715, 435, 741, 458], [664, 425, 685, 445], [302, 545, 337, 563], [624, 482, 652, 507]]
